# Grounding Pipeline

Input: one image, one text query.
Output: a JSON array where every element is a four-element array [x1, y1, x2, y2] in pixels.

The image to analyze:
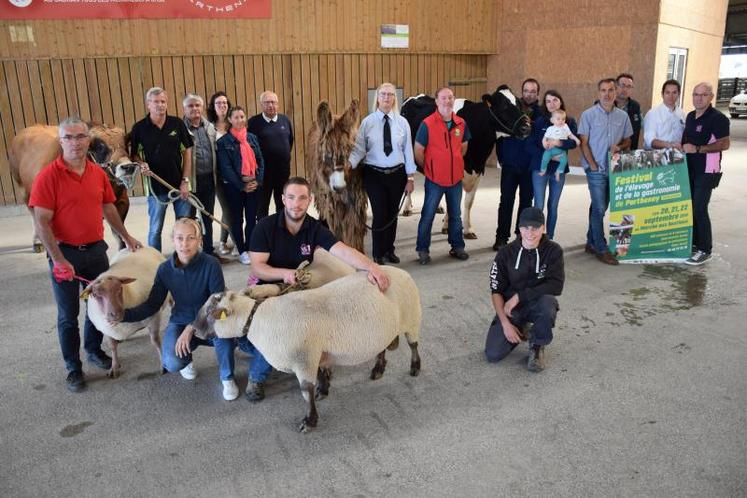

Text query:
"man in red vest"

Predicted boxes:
[[413, 87, 472, 265]]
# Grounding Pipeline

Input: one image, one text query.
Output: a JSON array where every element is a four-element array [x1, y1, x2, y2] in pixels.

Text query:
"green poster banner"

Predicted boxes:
[[608, 149, 692, 263]]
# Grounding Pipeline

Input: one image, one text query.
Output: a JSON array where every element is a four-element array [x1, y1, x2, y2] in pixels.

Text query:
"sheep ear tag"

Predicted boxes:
[[219, 310, 227, 321], [80, 288, 91, 301]]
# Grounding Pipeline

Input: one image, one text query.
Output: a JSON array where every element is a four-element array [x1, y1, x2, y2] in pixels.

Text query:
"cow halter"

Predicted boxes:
[[486, 105, 529, 136]]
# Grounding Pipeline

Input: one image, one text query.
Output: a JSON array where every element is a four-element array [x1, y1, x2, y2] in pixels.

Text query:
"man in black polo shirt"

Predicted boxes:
[[243, 176, 389, 401], [247, 90, 294, 220], [682, 82, 730, 266], [615, 73, 643, 149], [130, 87, 194, 251]]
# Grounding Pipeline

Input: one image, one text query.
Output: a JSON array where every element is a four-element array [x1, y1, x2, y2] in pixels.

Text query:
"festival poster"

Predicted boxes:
[[0, 0, 271, 20], [608, 149, 692, 263]]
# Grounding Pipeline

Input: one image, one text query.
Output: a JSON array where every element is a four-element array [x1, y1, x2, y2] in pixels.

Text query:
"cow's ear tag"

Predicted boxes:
[[219, 310, 227, 320]]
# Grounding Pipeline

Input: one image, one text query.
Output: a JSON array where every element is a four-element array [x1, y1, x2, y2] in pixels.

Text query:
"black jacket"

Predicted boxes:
[[489, 236, 564, 303]]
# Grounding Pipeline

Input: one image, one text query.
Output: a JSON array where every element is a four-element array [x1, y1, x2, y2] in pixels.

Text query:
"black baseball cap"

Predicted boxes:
[[518, 207, 545, 228]]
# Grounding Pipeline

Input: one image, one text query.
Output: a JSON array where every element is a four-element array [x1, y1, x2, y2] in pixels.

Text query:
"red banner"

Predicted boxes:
[[0, 0, 271, 19]]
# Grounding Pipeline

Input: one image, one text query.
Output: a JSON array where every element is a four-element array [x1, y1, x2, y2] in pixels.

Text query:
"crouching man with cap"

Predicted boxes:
[[485, 207, 564, 372]]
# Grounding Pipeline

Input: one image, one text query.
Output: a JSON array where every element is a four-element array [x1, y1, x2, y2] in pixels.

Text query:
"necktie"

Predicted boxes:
[[383, 115, 392, 156]]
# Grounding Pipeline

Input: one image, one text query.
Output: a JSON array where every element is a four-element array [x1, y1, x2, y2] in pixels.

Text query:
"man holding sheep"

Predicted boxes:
[[485, 207, 564, 372], [245, 176, 390, 401], [30, 116, 142, 392]]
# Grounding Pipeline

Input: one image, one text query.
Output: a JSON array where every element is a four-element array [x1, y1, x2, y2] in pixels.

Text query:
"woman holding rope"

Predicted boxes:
[[217, 106, 265, 266], [349, 82, 416, 265]]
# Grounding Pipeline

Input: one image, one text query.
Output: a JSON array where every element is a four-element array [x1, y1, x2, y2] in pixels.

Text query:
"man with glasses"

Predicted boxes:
[[615, 73, 642, 149], [681, 82, 730, 266], [130, 87, 194, 252], [493, 78, 541, 250], [29, 117, 142, 392], [247, 90, 295, 220]]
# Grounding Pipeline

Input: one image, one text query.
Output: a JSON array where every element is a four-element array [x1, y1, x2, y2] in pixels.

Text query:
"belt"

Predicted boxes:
[[59, 241, 102, 251], [365, 163, 404, 174]]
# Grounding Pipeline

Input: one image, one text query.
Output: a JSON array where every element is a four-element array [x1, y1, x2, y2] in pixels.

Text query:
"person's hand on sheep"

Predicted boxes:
[[282, 269, 298, 285], [367, 264, 390, 292], [175, 325, 195, 358], [123, 235, 143, 252]]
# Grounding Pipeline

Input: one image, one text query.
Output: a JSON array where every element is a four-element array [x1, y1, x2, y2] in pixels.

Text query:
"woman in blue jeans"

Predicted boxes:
[[529, 90, 578, 239], [217, 106, 265, 266], [120, 218, 267, 401]]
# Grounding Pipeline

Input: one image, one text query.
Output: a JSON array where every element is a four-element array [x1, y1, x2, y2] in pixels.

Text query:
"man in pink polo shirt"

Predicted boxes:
[[29, 116, 141, 392]]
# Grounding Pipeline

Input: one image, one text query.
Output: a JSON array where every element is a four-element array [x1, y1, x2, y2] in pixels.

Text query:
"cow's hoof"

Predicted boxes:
[[435, 206, 445, 214], [298, 417, 317, 433], [464, 232, 478, 240], [370, 367, 385, 380], [410, 367, 420, 377], [441, 228, 448, 234], [107, 369, 120, 379], [315, 388, 328, 400], [32, 243, 44, 253]]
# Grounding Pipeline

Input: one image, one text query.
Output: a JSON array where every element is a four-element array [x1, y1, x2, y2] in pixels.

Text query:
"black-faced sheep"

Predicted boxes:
[[82, 247, 169, 378], [192, 265, 422, 432]]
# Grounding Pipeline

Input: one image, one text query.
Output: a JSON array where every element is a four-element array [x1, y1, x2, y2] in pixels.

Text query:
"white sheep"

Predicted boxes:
[[192, 265, 422, 432], [82, 247, 170, 378]]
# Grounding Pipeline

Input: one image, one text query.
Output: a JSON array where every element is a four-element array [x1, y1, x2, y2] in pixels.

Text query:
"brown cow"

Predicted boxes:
[[9, 124, 136, 252], [305, 100, 366, 252]]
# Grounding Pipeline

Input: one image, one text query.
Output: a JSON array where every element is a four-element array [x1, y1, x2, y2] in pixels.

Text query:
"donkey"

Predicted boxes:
[[400, 85, 532, 239], [305, 100, 367, 252]]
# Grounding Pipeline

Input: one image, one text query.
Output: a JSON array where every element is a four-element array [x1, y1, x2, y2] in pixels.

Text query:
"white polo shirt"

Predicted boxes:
[[643, 102, 685, 149]]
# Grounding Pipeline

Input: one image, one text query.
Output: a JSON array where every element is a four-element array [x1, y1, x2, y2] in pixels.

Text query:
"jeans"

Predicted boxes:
[[237, 338, 273, 382], [690, 173, 715, 254], [223, 184, 258, 254], [416, 178, 465, 253], [496, 166, 533, 243], [585, 170, 610, 253], [161, 322, 247, 381], [484, 295, 558, 363], [532, 170, 566, 240], [193, 174, 216, 255], [147, 192, 192, 252], [48, 241, 110, 372], [363, 166, 407, 258]]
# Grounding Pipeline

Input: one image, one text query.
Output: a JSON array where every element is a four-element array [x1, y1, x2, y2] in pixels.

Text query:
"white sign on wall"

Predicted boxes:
[[381, 24, 409, 49]]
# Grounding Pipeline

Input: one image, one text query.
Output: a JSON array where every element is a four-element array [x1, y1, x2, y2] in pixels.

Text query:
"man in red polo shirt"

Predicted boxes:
[[29, 116, 142, 392]]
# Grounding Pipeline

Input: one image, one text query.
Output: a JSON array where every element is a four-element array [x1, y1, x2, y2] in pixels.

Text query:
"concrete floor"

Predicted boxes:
[[0, 127, 745, 497]]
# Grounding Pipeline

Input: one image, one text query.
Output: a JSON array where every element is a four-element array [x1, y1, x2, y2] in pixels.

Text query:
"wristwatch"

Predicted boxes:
[[407, 177, 414, 182]]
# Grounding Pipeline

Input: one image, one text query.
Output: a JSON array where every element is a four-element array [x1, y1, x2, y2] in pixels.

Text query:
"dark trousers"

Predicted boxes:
[[690, 173, 715, 254], [485, 295, 558, 363], [192, 173, 216, 255], [48, 241, 110, 373], [256, 171, 290, 220], [224, 184, 258, 254], [496, 166, 534, 243], [363, 166, 407, 258]]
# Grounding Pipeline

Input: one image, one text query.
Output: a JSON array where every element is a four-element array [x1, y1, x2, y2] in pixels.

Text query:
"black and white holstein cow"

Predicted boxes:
[[400, 85, 531, 239]]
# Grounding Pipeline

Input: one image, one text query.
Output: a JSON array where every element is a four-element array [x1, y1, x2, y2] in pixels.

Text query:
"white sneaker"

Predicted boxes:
[[179, 361, 197, 380], [239, 251, 251, 265], [218, 242, 232, 256], [222, 379, 239, 401]]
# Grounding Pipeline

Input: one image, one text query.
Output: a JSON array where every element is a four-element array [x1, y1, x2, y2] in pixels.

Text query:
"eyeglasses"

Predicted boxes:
[[692, 93, 711, 98], [61, 134, 89, 141], [262, 101, 278, 105]]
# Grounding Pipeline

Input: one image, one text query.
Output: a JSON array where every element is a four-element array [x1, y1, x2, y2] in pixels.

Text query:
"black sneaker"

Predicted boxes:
[[417, 251, 431, 265], [66, 370, 86, 392], [449, 248, 469, 261], [527, 345, 546, 372], [385, 251, 400, 264], [245, 381, 266, 402], [492, 239, 508, 251], [86, 350, 112, 370], [373, 256, 386, 265], [685, 250, 711, 266]]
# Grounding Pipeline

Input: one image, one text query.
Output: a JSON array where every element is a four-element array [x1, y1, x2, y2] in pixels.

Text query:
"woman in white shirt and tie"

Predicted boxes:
[[349, 82, 417, 264]]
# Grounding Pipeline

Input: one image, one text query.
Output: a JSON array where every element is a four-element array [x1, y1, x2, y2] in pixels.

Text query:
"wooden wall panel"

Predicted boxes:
[[0, 0, 497, 59], [0, 53, 487, 205]]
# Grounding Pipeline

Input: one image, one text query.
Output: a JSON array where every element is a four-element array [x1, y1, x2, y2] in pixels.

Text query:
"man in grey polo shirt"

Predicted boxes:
[[578, 78, 633, 265]]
